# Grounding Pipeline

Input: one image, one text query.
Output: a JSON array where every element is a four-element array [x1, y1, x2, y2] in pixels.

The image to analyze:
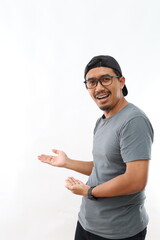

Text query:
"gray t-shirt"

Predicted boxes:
[[78, 103, 154, 239]]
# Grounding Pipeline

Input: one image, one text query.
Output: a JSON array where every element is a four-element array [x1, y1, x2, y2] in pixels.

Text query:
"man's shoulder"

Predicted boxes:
[[117, 103, 149, 123], [93, 103, 152, 135], [118, 104, 153, 137]]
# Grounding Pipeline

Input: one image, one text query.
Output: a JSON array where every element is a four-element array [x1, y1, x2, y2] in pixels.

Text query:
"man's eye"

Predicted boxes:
[[103, 77, 110, 81], [102, 77, 111, 82], [88, 80, 96, 85]]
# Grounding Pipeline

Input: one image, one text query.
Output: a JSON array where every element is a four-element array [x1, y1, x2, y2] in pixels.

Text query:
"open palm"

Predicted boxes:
[[38, 149, 68, 168]]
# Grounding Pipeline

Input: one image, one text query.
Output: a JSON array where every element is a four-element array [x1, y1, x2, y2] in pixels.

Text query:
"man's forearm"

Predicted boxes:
[[65, 159, 94, 176], [92, 172, 147, 197], [92, 160, 148, 197]]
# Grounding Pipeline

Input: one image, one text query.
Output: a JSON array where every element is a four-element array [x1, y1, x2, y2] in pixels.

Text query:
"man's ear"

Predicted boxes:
[[119, 76, 125, 90]]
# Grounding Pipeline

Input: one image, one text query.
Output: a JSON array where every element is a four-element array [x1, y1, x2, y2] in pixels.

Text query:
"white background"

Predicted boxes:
[[0, 0, 160, 239]]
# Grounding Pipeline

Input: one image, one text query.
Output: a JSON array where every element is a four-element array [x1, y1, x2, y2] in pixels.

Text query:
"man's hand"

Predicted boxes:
[[38, 149, 94, 175], [38, 149, 68, 168], [65, 177, 90, 196]]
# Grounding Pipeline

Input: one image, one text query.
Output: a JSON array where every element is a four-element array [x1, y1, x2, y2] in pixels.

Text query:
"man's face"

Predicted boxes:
[[85, 67, 125, 113]]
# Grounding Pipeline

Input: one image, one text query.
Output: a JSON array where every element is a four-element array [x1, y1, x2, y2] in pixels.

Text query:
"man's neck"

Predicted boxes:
[[104, 98, 129, 119]]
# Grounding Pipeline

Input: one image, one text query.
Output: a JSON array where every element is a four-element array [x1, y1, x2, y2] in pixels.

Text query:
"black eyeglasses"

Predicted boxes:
[[84, 74, 120, 89]]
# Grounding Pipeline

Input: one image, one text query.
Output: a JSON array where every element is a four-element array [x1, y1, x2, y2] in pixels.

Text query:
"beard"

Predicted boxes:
[[99, 105, 111, 111], [94, 90, 112, 111]]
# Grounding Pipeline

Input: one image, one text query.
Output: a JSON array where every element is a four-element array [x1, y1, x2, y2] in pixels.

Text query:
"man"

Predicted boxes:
[[38, 55, 153, 240]]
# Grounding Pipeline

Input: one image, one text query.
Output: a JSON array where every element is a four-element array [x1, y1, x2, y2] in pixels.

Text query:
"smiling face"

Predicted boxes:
[[85, 67, 128, 117]]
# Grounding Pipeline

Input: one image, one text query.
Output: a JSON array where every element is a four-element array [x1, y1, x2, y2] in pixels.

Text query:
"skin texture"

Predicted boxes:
[[38, 66, 149, 198]]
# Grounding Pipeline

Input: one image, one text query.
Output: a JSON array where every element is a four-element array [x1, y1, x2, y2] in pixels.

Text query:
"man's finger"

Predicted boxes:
[[52, 149, 59, 154]]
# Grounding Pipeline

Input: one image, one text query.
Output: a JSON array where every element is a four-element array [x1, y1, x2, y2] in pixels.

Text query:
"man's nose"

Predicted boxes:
[[95, 81, 106, 92]]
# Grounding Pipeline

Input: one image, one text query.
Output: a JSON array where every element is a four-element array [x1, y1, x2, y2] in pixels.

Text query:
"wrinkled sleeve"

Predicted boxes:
[[120, 116, 154, 163]]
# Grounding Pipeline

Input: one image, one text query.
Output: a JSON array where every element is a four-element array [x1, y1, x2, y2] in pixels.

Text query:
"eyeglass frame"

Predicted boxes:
[[84, 74, 120, 89]]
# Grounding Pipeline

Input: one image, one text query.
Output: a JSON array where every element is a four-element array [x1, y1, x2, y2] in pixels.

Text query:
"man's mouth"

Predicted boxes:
[[95, 92, 110, 102], [96, 93, 110, 99]]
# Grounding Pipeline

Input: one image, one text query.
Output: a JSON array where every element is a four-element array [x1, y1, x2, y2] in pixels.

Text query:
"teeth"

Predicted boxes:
[[97, 94, 109, 99]]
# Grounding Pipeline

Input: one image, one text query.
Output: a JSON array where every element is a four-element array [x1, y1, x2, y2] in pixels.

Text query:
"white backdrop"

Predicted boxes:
[[0, 0, 160, 239]]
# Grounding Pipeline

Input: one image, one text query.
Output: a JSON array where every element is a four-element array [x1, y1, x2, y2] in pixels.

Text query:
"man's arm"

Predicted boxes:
[[65, 158, 94, 176], [91, 160, 149, 197], [65, 160, 149, 197], [38, 149, 94, 176]]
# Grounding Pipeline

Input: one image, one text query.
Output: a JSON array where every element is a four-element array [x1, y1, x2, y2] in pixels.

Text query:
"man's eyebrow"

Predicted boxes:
[[86, 74, 111, 81], [86, 77, 96, 81]]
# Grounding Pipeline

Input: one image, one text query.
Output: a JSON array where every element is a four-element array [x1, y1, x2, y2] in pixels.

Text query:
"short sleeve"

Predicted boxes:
[[120, 116, 154, 162]]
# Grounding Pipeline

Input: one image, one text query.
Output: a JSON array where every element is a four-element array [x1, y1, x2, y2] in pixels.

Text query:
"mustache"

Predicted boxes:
[[94, 90, 111, 98]]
